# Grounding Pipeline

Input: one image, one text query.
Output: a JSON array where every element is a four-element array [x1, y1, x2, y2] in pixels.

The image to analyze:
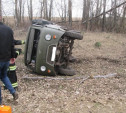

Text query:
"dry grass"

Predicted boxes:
[[1, 30, 126, 113]]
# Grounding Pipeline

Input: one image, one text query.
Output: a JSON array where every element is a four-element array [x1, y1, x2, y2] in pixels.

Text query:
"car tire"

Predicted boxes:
[[69, 55, 77, 62], [64, 30, 83, 40], [58, 67, 76, 76]]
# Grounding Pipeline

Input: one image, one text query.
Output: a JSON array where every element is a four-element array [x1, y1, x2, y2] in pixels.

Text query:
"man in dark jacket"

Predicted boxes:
[[0, 21, 18, 104]]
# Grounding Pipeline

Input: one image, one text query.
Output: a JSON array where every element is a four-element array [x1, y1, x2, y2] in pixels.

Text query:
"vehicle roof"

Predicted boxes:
[[45, 24, 65, 31], [31, 19, 67, 32], [31, 23, 65, 32]]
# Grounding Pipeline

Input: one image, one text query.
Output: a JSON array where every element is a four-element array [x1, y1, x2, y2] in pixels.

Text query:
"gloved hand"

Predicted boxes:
[[14, 48, 22, 58], [18, 48, 22, 54], [21, 40, 25, 44]]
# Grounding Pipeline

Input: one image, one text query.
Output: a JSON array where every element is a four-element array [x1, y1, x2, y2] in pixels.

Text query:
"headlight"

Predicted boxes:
[[40, 66, 46, 71], [45, 34, 52, 41]]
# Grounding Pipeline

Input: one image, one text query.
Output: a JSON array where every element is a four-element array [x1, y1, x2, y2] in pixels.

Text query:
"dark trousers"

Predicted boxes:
[[8, 71, 17, 87], [4, 70, 18, 89]]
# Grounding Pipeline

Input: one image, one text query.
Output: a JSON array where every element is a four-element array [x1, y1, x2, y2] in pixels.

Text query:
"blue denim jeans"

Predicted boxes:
[[0, 61, 15, 104]]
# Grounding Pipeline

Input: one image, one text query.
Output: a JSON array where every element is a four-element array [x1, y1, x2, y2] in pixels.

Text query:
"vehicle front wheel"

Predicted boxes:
[[58, 67, 76, 76]]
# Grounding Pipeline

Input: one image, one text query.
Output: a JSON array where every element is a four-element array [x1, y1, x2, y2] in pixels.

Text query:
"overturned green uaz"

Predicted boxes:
[[24, 19, 83, 76]]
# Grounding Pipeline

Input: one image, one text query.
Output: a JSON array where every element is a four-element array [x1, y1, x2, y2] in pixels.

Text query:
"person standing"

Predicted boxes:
[[0, 21, 18, 104], [4, 40, 25, 91]]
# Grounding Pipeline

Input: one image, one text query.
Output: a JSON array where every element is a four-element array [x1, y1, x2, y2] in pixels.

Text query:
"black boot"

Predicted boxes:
[[12, 92, 18, 100]]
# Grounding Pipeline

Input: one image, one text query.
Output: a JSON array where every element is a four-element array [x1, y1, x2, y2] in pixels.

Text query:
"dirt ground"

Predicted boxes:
[[1, 30, 126, 113]]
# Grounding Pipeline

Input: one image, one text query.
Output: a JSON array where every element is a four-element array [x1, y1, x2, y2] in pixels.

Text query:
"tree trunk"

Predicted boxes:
[[64, 0, 66, 22], [95, 0, 99, 27], [113, 0, 117, 30], [98, 0, 102, 27], [40, 0, 43, 18], [90, 1, 94, 31], [107, 0, 113, 32], [82, 0, 91, 30], [85, 0, 90, 30], [19, 0, 22, 24], [29, 0, 33, 23], [61, 0, 67, 22], [43, 0, 48, 19], [82, 0, 87, 22], [22, 1, 25, 23], [68, 0, 72, 26], [96, 0, 99, 16], [61, 0, 64, 22], [102, 0, 106, 31], [15, 0, 19, 26], [49, 0, 53, 21], [121, 5, 126, 31]]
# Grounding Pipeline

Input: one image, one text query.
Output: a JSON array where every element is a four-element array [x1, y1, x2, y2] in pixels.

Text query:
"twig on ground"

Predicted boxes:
[[22, 73, 117, 81], [76, 73, 117, 92]]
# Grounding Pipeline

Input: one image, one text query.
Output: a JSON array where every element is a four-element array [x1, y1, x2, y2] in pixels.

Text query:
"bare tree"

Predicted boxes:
[[54, 0, 67, 22], [68, 0, 72, 26], [49, 0, 53, 21], [29, 0, 33, 23], [22, 1, 26, 23], [89, 0, 95, 30], [82, 0, 91, 30], [113, 0, 117, 30], [59, 0, 67, 22], [39, 0, 44, 18], [82, 0, 86, 22], [95, 0, 100, 27], [86, 0, 91, 30], [43, 0, 48, 19], [61, 0, 65, 22], [102, 0, 106, 31], [64, 0, 67, 22], [15, 0, 19, 26], [1, 0, 126, 32], [19, 0, 22, 23], [15, 0, 25, 26], [82, 0, 87, 22], [27, 0, 33, 23], [120, 4, 126, 31]]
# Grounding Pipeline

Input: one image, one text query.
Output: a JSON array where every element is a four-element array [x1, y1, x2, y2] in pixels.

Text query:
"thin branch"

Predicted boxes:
[[83, 1, 126, 24]]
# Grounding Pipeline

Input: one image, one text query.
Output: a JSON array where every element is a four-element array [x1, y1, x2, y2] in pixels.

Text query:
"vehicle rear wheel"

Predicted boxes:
[[69, 55, 77, 62], [64, 30, 83, 40], [58, 67, 76, 76]]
